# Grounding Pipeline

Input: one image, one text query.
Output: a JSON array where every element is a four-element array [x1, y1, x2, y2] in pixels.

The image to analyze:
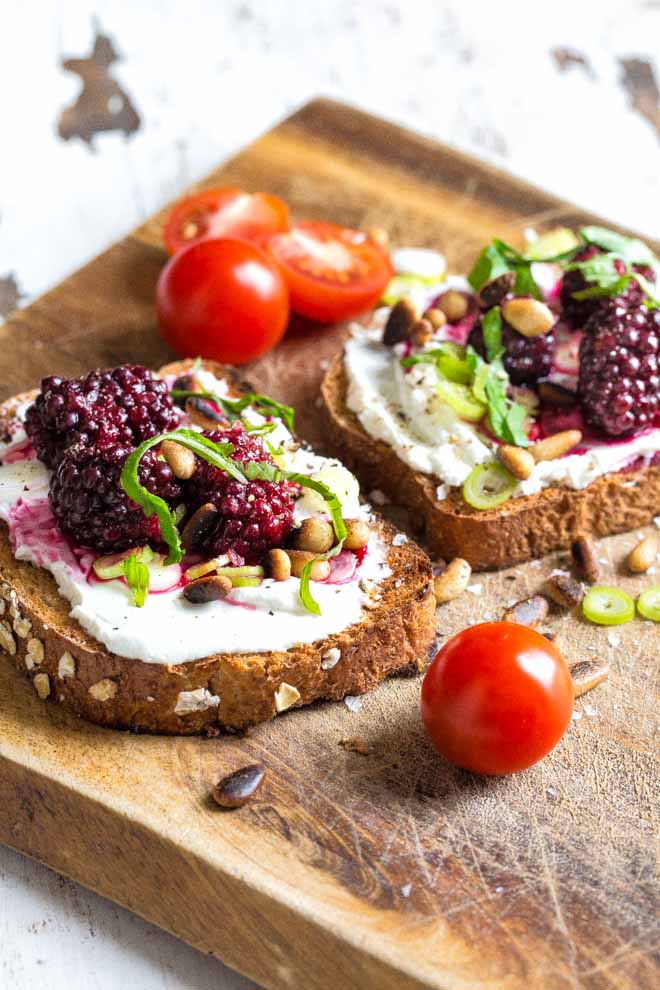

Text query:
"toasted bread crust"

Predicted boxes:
[[320, 354, 660, 570], [0, 360, 435, 734]]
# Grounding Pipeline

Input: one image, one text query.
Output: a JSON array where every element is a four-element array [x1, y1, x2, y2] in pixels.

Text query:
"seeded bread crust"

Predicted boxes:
[[320, 354, 660, 570], [0, 360, 435, 734]]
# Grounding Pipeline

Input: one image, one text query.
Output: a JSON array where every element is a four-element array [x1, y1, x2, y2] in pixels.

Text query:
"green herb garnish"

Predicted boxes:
[[123, 554, 150, 607], [565, 226, 660, 309], [171, 388, 295, 434], [481, 306, 504, 362]]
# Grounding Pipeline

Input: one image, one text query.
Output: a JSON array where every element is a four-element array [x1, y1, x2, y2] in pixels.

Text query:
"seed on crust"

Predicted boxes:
[[434, 558, 471, 604], [286, 551, 331, 582], [184, 574, 233, 603], [498, 444, 535, 481], [502, 297, 556, 337], [33, 672, 51, 700], [410, 318, 434, 348], [436, 290, 469, 323], [502, 595, 549, 628], [212, 763, 265, 808], [544, 573, 584, 609], [13, 616, 31, 639], [294, 517, 334, 554], [185, 396, 229, 430], [160, 439, 196, 480], [423, 307, 447, 330], [181, 502, 219, 550], [343, 519, 370, 550], [537, 381, 578, 407], [58, 651, 76, 680], [627, 533, 658, 574], [321, 646, 342, 670], [571, 536, 600, 583], [266, 548, 292, 582], [479, 272, 516, 308], [26, 637, 44, 664], [383, 298, 418, 346], [570, 658, 609, 697], [0, 621, 16, 656], [530, 430, 582, 463], [88, 678, 118, 702], [274, 682, 301, 713]]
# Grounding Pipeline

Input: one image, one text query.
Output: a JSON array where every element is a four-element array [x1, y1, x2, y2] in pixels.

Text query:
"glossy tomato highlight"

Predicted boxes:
[[421, 622, 573, 775], [156, 238, 290, 365], [163, 187, 289, 254]]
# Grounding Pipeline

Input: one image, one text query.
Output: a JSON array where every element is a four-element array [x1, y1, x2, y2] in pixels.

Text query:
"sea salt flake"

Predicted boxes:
[[607, 632, 620, 648], [584, 703, 598, 717], [435, 484, 449, 501], [467, 583, 483, 595], [571, 710, 582, 721], [344, 695, 364, 713], [392, 533, 408, 546], [653, 515, 660, 529], [550, 568, 570, 578], [400, 883, 412, 898], [546, 785, 557, 799]]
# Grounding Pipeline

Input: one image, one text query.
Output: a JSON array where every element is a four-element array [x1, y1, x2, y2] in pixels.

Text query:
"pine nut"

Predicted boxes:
[[185, 396, 229, 430], [294, 517, 334, 554], [423, 307, 447, 330], [383, 298, 418, 346], [479, 272, 515, 308], [410, 318, 434, 348], [498, 444, 535, 481], [433, 558, 471, 603], [503, 595, 549, 627], [161, 439, 196, 480], [530, 430, 582, 462], [343, 519, 370, 550], [627, 533, 658, 574], [570, 658, 609, 698], [436, 290, 469, 323], [544, 573, 584, 609], [502, 297, 555, 337], [183, 574, 233, 603], [287, 551, 331, 581], [212, 763, 265, 808], [181, 503, 218, 550], [267, 549, 292, 582], [571, 536, 600, 583]]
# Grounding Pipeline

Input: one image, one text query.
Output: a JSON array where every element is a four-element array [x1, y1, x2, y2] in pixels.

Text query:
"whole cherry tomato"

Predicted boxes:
[[421, 622, 573, 775], [163, 187, 289, 255], [267, 221, 393, 322], [156, 238, 290, 365]]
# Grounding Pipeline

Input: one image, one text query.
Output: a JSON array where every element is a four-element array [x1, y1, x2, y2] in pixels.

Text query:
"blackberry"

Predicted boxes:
[[560, 246, 655, 328], [468, 315, 555, 385], [188, 423, 294, 562], [25, 365, 179, 468], [49, 444, 183, 553], [578, 303, 660, 437]]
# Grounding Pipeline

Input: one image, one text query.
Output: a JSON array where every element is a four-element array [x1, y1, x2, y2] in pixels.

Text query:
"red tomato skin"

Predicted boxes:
[[156, 238, 290, 365], [421, 622, 573, 775]]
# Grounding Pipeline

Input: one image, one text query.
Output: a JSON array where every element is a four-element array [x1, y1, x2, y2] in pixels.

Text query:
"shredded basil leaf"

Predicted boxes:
[[580, 226, 659, 269], [482, 306, 504, 363], [171, 388, 295, 434], [123, 554, 150, 607], [467, 244, 512, 291]]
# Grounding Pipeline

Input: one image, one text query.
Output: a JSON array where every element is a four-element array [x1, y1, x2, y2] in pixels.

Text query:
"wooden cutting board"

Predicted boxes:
[[0, 99, 658, 990]]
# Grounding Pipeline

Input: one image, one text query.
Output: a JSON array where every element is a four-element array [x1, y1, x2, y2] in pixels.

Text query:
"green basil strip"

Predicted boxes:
[[171, 388, 295, 434], [123, 554, 150, 607], [298, 541, 345, 616], [482, 306, 503, 363]]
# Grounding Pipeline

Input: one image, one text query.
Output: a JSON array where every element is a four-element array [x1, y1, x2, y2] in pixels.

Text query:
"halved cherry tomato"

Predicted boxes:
[[267, 221, 393, 322], [421, 622, 573, 775], [156, 238, 290, 365], [163, 187, 289, 255]]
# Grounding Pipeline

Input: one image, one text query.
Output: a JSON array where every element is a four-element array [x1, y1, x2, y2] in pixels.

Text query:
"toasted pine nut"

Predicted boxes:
[[571, 536, 600, 583], [502, 595, 549, 627], [423, 307, 447, 330], [183, 574, 233, 603], [502, 297, 555, 337], [570, 658, 609, 698], [383, 298, 418, 346], [627, 533, 658, 574], [433, 557, 471, 604], [287, 551, 331, 582], [479, 272, 515, 308], [294, 517, 334, 554], [410, 318, 434, 347], [161, 439, 196, 480], [530, 430, 582, 463], [343, 519, 370, 550], [437, 290, 469, 323], [544, 573, 584, 609], [267, 548, 292, 582], [181, 503, 219, 550], [497, 444, 535, 481]]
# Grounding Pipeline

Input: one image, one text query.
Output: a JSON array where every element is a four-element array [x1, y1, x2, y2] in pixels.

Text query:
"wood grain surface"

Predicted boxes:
[[0, 99, 658, 990]]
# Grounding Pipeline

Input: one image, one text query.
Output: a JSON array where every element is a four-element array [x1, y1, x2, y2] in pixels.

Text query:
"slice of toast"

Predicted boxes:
[[320, 354, 660, 570], [0, 360, 435, 735]]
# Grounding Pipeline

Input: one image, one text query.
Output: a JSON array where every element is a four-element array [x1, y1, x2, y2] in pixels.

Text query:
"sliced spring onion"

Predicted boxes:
[[216, 565, 264, 581], [523, 228, 580, 261], [582, 586, 635, 626], [436, 343, 472, 384], [436, 380, 486, 421], [229, 576, 263, 588], [381, 273, 429, 306], [93, 546, 154, 580], [637, 586, 660, 622], [462, 463, 517, 510]]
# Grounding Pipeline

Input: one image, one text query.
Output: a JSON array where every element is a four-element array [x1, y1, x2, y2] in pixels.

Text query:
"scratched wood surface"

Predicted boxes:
[[0, 99, 658, 990]]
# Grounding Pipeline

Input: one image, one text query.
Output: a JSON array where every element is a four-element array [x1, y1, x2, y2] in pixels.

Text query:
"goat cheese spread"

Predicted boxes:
[[0, 372, 391, 664], [344, 309, 660, 498]]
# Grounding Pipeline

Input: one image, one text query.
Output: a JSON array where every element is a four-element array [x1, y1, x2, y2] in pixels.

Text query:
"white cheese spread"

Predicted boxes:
[[0, 373, 392, 665]]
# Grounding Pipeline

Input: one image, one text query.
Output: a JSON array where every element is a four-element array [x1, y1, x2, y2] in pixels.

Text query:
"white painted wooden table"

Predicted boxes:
[[1, 0, 659, 985]]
